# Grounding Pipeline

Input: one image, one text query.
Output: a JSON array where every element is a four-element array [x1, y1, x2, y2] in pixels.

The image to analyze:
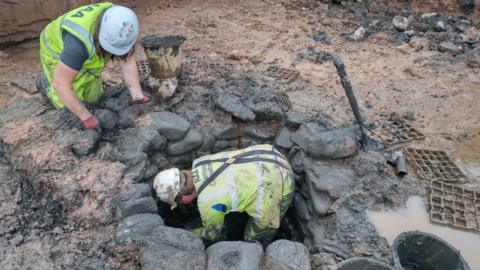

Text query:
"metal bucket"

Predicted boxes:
[[141, 35, 185, 79], [337, 257, 393, 270], [392, 231, 470, 270]]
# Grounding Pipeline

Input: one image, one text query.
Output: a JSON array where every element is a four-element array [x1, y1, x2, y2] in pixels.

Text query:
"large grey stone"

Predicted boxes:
[[265, 240, 311, 270], [275, 127, 293, 149], [239, 138, 258, 148], [392, 16, 409, 31], [206, 241, 263, 270], [167, 129, 204, 156], [291, 126, 357, 159], [214, 89, 255, 122], [198, 133, 215, 152], [104, 90, 130, 113], [288, 147, 306, 173], [438, 41, 463, 54], [307, 179, 332, 216], [304, 159, 355, 215], [124, 160, 148, 183], [72, 129, 99, 157], [116, 213, 163, 245], [213, 124, 242, 140], [105, 97, 128, 113], [243, 125, 274, 140], [95, 109, 118, 130], [150, 153, 169, 169], [294, 194, 311, 222], [459, 0, 475, 13], [311, 253, 338, 270], [286, 111, 312, 128], [347, 27, 366, 41], [117, 128, 166, 154], [242, 89, 292, 121], [116, 149, 148, 167], [434, 21, 446, 32], [141, 129, 167, 151], [118, 105, 143, 128], [212, 140, 235, 152], [144, 164, 158, 180], [141, 112, 191, 140], [121, 196, 158, 218], [96, 142, 115, 161], [290, 123, 328, 149], [119, 183, 152, 202], [304, 159, 355, 200], [140, 226, 206, 270]]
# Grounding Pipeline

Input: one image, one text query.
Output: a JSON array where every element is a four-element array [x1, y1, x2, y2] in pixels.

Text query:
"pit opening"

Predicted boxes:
[[160, 195, 305, 245]]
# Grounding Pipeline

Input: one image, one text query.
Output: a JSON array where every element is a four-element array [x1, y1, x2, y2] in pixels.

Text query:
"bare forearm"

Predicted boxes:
[[119, 55, 143, 100], [52, 61, 91, 121], [54, 83, 91, 120]]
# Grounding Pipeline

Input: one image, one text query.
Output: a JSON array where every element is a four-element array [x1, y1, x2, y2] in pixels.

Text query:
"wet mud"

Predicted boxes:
[[0, 0, 479, 269]]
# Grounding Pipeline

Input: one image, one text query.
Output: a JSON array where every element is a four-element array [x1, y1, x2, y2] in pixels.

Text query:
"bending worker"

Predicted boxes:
[[38, 2, 149, 129], [153, 144, 294, 246]]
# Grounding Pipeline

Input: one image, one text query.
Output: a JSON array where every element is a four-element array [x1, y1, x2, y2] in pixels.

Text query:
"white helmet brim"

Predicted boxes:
[[153, 168, 181, 209]]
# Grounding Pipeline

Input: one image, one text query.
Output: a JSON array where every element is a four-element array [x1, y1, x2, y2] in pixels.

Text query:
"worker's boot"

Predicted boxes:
[[36, 72, 51, 103]]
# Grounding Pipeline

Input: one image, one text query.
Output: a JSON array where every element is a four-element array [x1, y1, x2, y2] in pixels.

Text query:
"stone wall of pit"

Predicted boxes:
[[0, 75, 420, 269], [105, 79, 375, 269]]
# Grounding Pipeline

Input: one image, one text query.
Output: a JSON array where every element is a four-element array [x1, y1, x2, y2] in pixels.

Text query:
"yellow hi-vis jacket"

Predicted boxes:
[[39, 2, 113, 108], [191, 144, 294, 242]]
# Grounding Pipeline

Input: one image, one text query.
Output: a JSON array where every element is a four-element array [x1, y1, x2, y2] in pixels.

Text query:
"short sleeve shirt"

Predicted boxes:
[[59, 31, 89, 71]]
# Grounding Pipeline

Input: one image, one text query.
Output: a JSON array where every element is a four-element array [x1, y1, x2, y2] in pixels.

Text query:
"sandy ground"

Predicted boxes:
[[1, 1, 479, 175]]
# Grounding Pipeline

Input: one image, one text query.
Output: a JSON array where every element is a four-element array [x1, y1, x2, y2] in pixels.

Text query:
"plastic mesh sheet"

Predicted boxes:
[[265, 66, 299, 84], [368, 120, 425, 146], [429, 179, 480, 232], [404, 148, 468, 183]]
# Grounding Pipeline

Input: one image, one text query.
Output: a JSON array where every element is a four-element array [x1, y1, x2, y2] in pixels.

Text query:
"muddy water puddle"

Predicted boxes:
[[367, 196, 480, 269], [453, 128, 480, 180]]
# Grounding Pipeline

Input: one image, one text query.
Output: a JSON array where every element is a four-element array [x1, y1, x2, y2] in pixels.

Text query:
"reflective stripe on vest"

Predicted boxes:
[[195, 148, 289, 195], [61, 19, 96, 60], [41, 30, 59, 58]]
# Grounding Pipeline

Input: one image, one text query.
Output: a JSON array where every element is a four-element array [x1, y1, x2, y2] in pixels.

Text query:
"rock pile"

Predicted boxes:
[[0, 74, 413, 269], [93, 81, 365, 269]]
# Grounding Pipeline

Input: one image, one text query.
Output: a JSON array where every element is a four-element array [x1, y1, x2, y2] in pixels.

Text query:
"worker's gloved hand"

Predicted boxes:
[[129, 95, 150, 105], [81, 115, 99, 130]]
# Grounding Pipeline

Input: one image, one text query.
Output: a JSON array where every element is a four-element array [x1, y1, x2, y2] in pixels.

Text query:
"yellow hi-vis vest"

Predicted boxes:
[[39, 2, 113, 108], [191, 144, 294, 242]]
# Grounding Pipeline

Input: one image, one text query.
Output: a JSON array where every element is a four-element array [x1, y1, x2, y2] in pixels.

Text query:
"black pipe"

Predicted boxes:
[[329, 52, 368, 148], [395, 155, 407, 176]]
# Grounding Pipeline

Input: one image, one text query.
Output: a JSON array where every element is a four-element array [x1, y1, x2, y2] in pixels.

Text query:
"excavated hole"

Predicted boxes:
[[157, 163, 305, 244]]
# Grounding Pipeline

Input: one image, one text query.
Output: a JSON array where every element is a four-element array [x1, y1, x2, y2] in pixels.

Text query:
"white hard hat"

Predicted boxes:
[[99, 5, 139, 56], [153, 168, 181, 209]]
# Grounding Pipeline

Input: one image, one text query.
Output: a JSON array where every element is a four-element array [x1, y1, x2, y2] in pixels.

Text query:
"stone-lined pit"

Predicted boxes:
[[0, 51, 429, 269]]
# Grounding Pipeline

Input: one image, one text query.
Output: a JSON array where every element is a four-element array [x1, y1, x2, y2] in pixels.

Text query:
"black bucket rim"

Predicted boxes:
[[141, 35, 185, 49], [392, 230, 471, 270], [337, 257, 393, 270]]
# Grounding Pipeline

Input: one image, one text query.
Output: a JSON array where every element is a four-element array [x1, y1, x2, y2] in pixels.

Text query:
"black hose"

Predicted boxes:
[[329, 52, 368, 148]]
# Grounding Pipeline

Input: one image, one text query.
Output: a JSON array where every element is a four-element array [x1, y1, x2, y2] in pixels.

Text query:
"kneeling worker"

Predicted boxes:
[[153, 144, 294, 246], [38, 3, 149, 129]]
